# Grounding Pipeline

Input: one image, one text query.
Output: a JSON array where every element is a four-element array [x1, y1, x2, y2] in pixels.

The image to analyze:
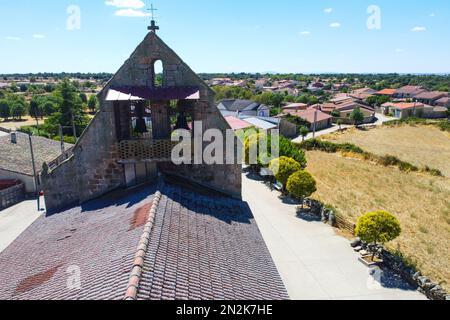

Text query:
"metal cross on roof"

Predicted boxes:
[[147, 4, 159, 33]]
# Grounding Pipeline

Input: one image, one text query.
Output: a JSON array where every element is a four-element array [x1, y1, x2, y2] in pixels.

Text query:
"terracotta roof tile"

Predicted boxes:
[[0, 182, 288, 300]]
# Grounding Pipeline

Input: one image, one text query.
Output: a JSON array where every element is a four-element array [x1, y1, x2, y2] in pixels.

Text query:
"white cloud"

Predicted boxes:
[[324, 8, 333, 14], [411, 26, 426, 32], [33, 34, 46, 39], [114, 9, 150, 17], [105, 0, 145, 9], [300, 31, 311, 36], [5, 36, 21, 41], [330, 22, 341, 28]]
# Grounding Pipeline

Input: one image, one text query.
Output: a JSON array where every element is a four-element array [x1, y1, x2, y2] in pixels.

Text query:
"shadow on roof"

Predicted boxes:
[[80, 182, 159, 213]]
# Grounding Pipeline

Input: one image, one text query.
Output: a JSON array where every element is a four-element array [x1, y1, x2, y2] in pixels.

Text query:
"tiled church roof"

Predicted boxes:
[[0, 182, 288, 300]]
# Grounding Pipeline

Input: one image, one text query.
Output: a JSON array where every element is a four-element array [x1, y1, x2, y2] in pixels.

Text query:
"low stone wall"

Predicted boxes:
[[302, 198, 448, 300], [332, 115, 375, 125], [0, 181, 25, 210], [350, 238, 449, 301], [0, 127, 11, 134]]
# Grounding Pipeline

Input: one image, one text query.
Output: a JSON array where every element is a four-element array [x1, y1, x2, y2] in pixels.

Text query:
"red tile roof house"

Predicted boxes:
[[0, 25, 289, 300], [375, 88, 397, 97], [223, 115, 253, 131], [436, 97, 450, 108], [393, 86, 427, 99], [382, 102, 425, 119], [282, 103, 308, 111], [348, 87, 377, 101], [283, 108, 333, 131], [414, 91, 448, 106]]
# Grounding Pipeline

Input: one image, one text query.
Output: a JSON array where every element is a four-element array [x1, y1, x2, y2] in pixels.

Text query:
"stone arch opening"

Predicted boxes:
[[153, 60, 164, 87]]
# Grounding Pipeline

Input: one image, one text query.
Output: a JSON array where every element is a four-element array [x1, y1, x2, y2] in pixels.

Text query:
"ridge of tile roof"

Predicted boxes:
[[124, 191, 162, 301], [0, 180, 288, 300], [135, 182, 289, 300]]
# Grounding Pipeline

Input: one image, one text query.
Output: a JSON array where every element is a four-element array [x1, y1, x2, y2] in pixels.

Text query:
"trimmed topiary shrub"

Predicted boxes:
[[356, 210, 401, 259], [269, 157, 302, 188], [286, 170, 317, 206]]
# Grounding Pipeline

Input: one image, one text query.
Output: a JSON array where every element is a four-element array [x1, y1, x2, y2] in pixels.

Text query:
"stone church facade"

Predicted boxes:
[[42, 31, 242, 212]]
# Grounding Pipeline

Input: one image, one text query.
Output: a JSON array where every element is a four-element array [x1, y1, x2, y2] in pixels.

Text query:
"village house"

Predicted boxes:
[[393, 85, 426, 99], [375, 88, 397, 97], [436, 96, 450, 108], [313, 100, 375, 124], [348, 87, 377, 101], [414, 91, 448, 106], [217, 99, 271, 118], [223, 115, 253, 131], [282, 108, 333, 131], [381, 101, 447, 119], [307, 81, 325, 92], [282, 102, 308, 111], [0, 20, 288, 301], [382, 102, 425, 119], [0, 132, 72, 193]]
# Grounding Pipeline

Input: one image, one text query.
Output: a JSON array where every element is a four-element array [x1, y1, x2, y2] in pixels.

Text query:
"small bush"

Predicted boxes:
[[269, 157, 302, 187], [298, 139, 364, 154], [355, 210, 402, 246], [286, 170, 317, 200]]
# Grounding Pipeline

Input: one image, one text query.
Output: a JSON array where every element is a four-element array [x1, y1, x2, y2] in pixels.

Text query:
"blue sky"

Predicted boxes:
[[1, 0, 449, 74]]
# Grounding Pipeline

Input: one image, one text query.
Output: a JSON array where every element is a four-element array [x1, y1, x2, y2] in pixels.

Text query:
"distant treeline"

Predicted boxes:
[[199, 73, 450, 92], [1, 72, 450, 92], [1, 72, 114, 81]]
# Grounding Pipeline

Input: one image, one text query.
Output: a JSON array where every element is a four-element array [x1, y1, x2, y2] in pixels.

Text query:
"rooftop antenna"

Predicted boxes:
[[147, 4, 159, 33]]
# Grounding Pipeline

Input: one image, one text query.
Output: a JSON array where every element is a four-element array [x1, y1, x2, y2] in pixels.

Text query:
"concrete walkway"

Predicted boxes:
[[0, 198, 44, 253], [242, 174, 426, 300]]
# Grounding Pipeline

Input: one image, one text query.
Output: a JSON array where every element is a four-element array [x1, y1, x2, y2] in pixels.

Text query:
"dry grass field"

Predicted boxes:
[[322, 125, 450, 177], [0, 116, 44, 131], [306, 151, 450, 290]]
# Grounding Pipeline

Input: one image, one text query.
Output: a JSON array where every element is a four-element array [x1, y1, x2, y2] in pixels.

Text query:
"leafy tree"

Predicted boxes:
[[366, 95, 391, 107], [42, 100, 58, 116], [278, 135, 307, 168], [87, 95, 99, 113], [337, 119, 343, 131], [10, 83, 18, 93], [269, 157, 302, 189], [10, 103, 26, 120], [350, 107, 365, 127], [79, 93, 88, 104], [50, 78, 89, 136], [0, 99, 10, 121], [355, 211, 401, 259], [243, 132, 273, 169], [299, 126, 309, 142], [19, 84, 28, 92], [286, 170, 317, 208], [29, 97, 42, 121], [331, 109, 341, 117]]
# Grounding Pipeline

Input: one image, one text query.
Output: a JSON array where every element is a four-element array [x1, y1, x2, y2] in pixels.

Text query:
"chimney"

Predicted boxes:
[[10, 132, 17, 144]]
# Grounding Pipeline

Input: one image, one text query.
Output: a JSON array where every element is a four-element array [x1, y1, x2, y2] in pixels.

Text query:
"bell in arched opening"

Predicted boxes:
[[134, 103, 148, 134], [174, 111, 190, 131]]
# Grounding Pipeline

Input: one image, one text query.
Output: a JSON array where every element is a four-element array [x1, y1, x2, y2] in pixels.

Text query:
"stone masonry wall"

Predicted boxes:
[[102, 32, 242, 198], [43, 32, 242, 212], [42, 107, 125, 213]]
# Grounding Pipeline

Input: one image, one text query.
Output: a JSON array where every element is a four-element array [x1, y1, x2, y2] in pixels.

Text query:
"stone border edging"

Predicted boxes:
[[124, 191, 162, 301]]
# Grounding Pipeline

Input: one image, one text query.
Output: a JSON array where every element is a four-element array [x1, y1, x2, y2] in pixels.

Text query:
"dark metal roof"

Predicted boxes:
[[106, 86, 200, 101]]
